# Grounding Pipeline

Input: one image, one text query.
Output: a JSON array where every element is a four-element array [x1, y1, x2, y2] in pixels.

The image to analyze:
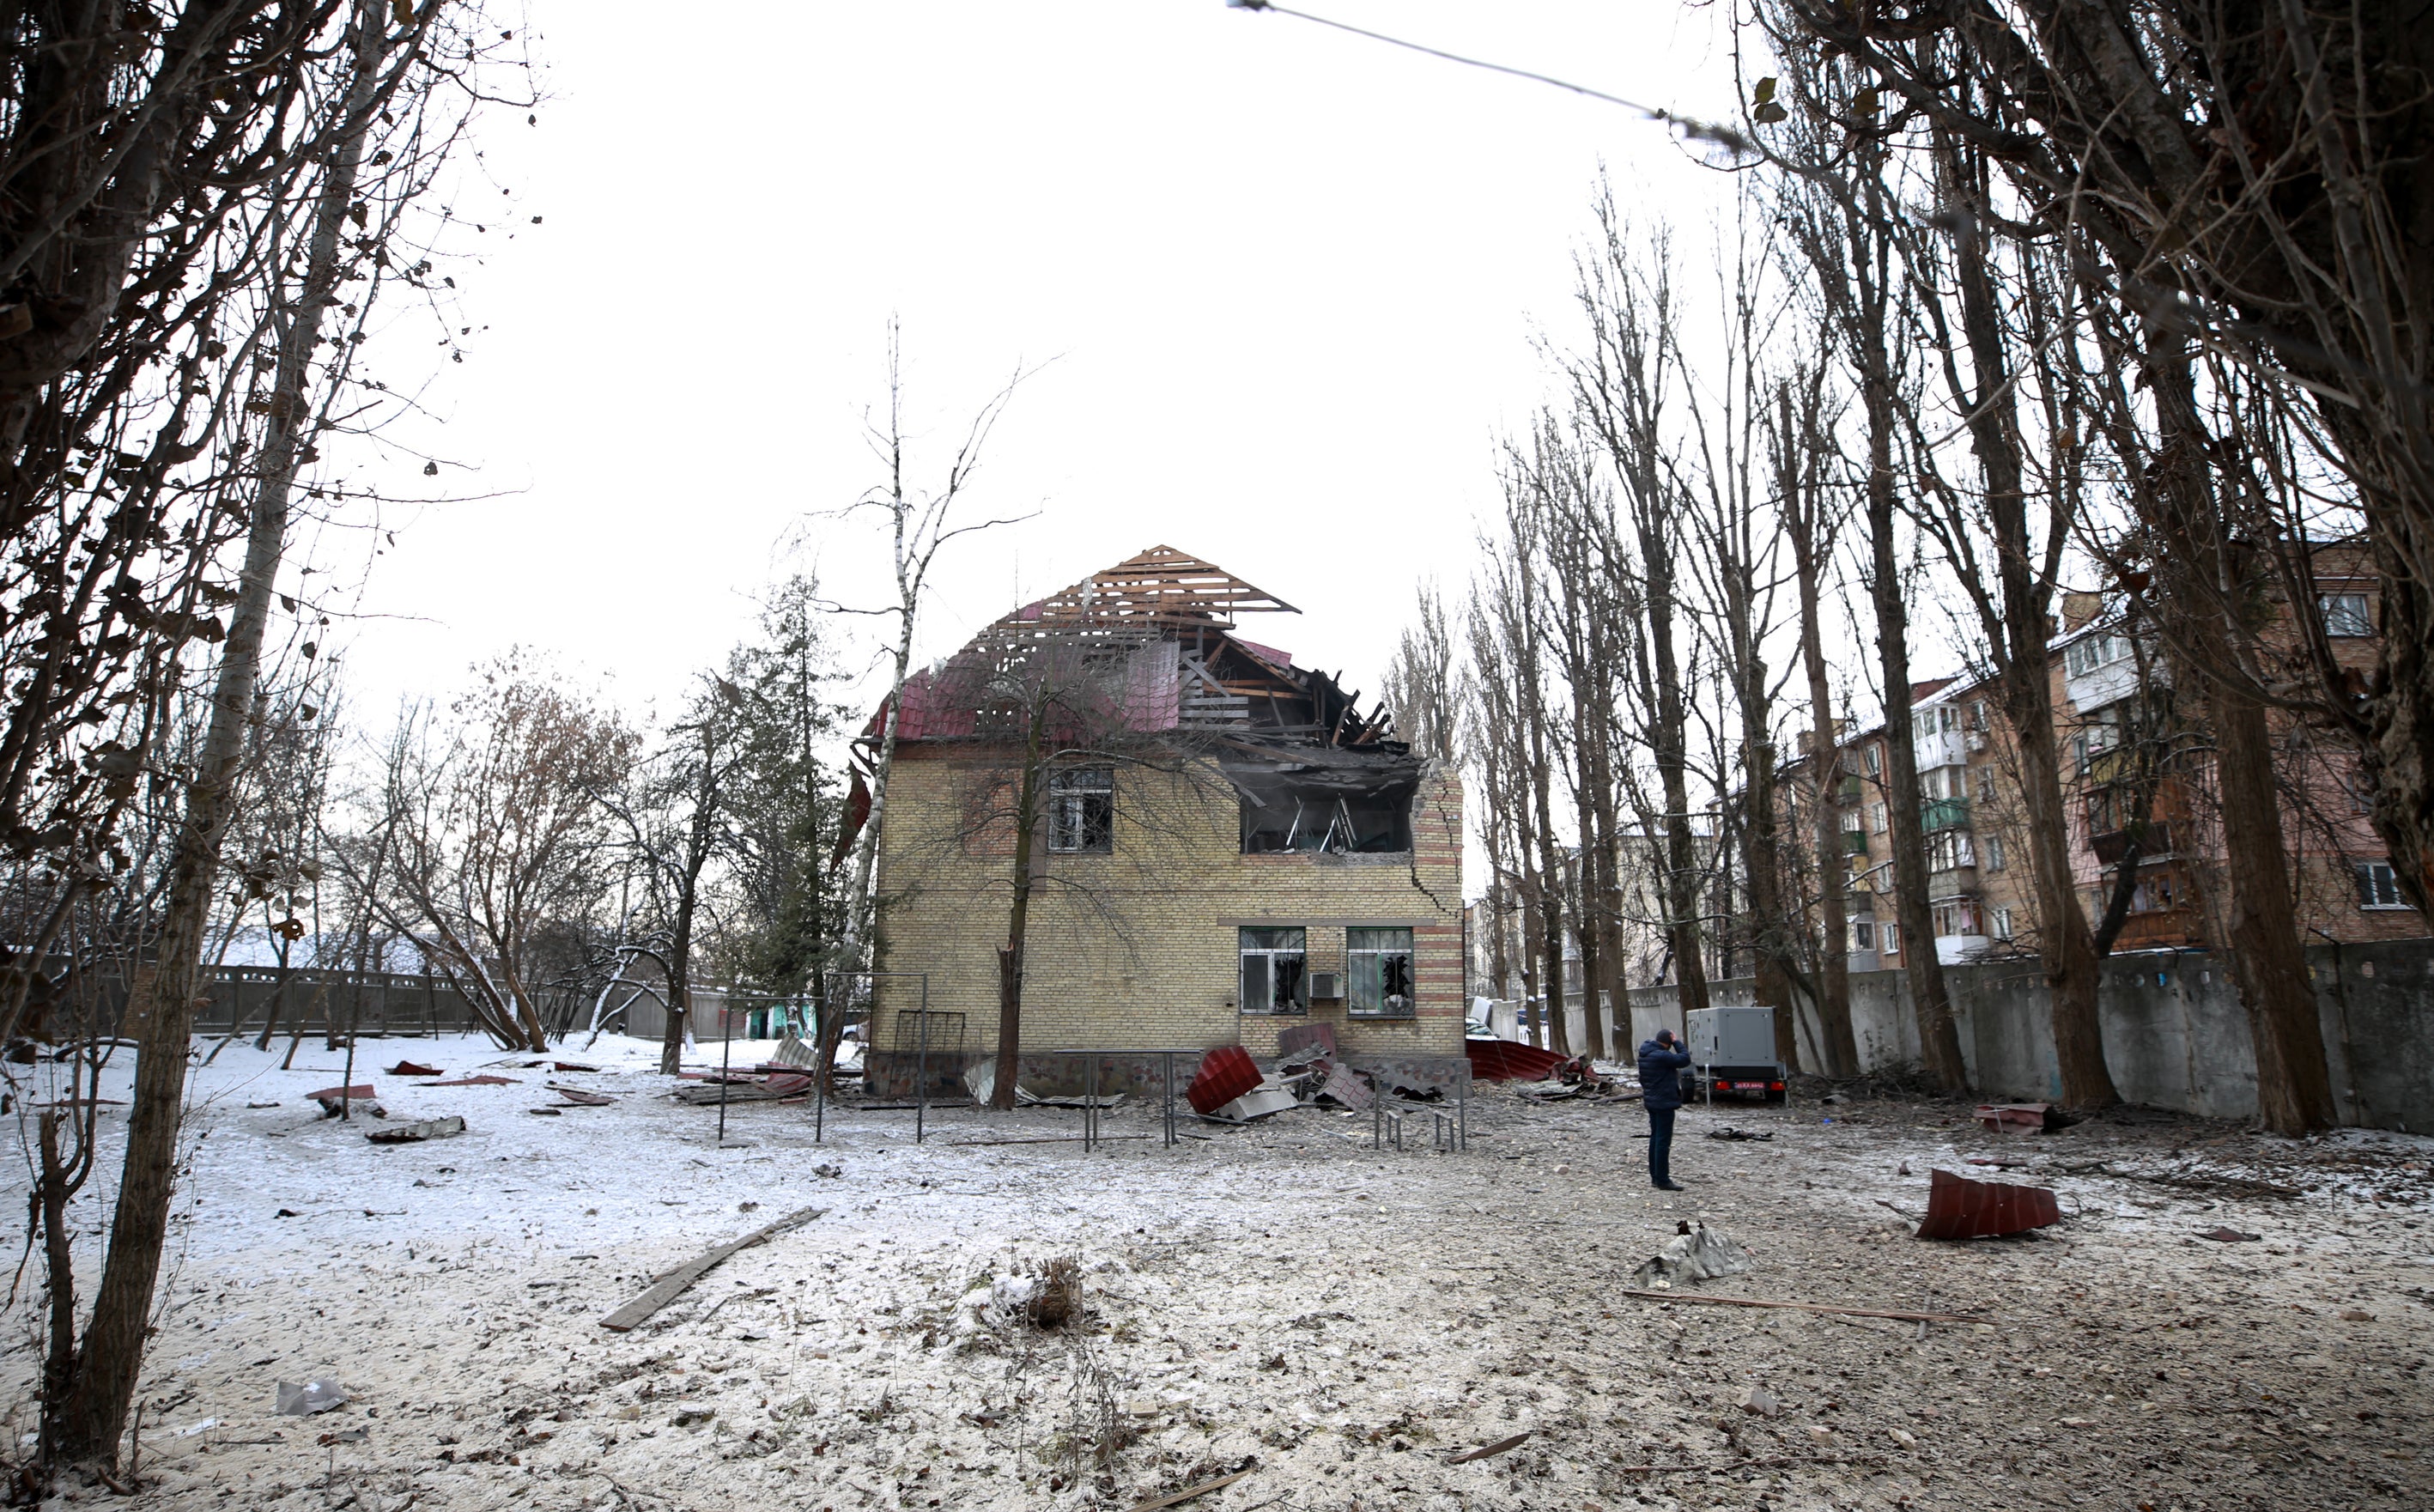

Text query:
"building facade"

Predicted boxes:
[[859, 548, 1466, 1095], [1785, 568, 2422, 973]]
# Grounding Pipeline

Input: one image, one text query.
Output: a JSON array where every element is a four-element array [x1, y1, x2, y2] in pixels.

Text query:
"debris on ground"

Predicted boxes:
[[1707, 1125, 1775, 1141], [274, 1377, 348, 1416], [598, 1206, 823, 1332], [1630, 1219, 1754, 1288], [1915, 1167, 2062, 1239], [673, 1072, 810, 1105], [1447, 1430, 1531, 1464], [306, 1084, 376, 1116], [363, 1115, 464, 1145], [385, 1060, 442, 1077], [424, 1074, 517, 1087], [1462, 1037, 1569, 1082], [2200, 1226, 2263, 1242], [1186, 1046, 1260, 1114]]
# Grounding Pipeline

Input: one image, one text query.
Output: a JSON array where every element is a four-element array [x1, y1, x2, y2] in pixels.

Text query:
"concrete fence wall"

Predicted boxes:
[[1623, 935, 2434, 1132]]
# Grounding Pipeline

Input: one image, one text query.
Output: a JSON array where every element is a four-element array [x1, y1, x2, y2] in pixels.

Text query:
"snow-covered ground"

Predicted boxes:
[[6, 1036, 2431, 1510]]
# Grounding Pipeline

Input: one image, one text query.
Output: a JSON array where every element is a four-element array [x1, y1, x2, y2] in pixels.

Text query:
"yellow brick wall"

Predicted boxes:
[[868, 747, 1465, 1070]]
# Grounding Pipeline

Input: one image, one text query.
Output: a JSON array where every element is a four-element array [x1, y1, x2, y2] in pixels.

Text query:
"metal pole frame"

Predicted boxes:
[[814, 969, 932, 1145]]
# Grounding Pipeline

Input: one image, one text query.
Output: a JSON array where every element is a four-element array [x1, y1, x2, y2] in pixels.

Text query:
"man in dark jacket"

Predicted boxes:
[[1637, 1029, 1691, 1191]]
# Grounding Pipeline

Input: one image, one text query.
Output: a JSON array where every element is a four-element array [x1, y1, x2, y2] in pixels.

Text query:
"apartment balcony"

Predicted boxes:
[[1841, 829, 1871, 855], [2110, 908, 2205, 951], [1837, 775, 1863, 804], [1930, 865, 1978, 892], [1920, 797, 1972, 832], [2091, 823, 2173, 865]]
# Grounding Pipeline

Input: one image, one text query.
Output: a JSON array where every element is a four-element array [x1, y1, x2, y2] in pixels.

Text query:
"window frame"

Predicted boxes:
[[1344, 926, 1417, 1018], [2319, 592, 2373, 639], [1848, 919, 1875, 952], [2355, 861, 2408, 909], [1047, 765, 1114, 854], [1880, 921, 1902, 956], [1238, 926, 1309, 1014]]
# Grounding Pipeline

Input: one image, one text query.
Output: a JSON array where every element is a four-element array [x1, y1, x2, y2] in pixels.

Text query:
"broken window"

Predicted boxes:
[[1226, 750, 1418, 855], [1239, 927, 1308, 1015], [1047, 766, 1113, 853], [1345, 927, 1414, 1017]]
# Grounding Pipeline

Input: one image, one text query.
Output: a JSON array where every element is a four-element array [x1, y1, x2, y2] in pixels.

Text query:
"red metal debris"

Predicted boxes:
[[1464, 1037, 1570, 1083], [305, 1084, 376, 1103], [1976, 1102, 2050, 1135], [386, 1061, 442, 1077], [1278, 1022, 1338, 1063], [1187, 1046, 1261, 1114], [1317, 1061, 1374, 1109], [1915, 1168, 2062, 1240]]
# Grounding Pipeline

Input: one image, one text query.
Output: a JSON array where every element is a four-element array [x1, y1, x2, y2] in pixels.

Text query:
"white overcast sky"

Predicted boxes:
[[331, 1, 1760, 726]]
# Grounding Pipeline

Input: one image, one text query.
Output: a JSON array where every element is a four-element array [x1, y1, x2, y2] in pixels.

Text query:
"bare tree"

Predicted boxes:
[[357, 661, 636, 1052], [824, 325, 1033, 1083]]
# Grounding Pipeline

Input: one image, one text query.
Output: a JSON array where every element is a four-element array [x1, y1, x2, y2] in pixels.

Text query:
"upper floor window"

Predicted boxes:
[[1862, 744, 1882, 776], [1346, 927, 1416, 1017], [1976, 764, 1997, 801], [2320, 592, 2372, 638], [2065, 633, 2133, 678], [1983, 834, 2006, 871], [2355, 861, 2410, 909], [1047, 766, 1114, 853]]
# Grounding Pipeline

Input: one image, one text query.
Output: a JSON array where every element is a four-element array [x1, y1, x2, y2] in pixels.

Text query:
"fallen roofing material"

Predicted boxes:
[[1915, 1167, 2062, 1239], [1976, 1102, 2054, 1135], [1187, 1046, 1261, 1114], [1464, 1037, 1569, 1082], [365, 1114, 464, 1145], [675, 1072, 810, 1105]]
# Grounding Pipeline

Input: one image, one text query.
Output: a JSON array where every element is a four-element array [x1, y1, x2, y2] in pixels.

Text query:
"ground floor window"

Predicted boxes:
[[1881, 921, 1902, 956], [1849, 919, 1875, 952], [1240, 927, 1308, 1014], [1991, 906, 2014, 941], [1345, 926, 1415, 1017]]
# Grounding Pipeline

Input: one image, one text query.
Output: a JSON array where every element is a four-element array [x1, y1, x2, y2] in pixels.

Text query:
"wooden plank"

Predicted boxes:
[[1448, 1430, 1531, 1465], [1124, 1468, 1252, 1511], [598, 1207, 823, 1332], [1614, 1290, 1975, 1324]]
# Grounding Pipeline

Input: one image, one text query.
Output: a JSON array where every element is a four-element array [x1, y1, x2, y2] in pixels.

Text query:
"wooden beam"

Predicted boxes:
[[598, 1207, 823, 1331]]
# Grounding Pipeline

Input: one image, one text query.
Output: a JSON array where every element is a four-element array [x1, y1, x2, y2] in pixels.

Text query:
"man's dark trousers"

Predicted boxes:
[[1647, 1106, 1676, 1186]]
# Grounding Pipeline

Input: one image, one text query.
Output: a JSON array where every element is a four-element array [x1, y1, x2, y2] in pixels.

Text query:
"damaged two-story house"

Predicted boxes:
[[855, 546, 1465, 1096]]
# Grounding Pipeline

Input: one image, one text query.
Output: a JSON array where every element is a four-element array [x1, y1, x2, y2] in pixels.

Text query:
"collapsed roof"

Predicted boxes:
[[857, 546, 1423, 853], [866, 545, 1408, 753]]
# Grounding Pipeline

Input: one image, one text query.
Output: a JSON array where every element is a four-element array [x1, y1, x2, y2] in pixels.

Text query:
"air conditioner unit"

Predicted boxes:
[[1309, 971, 1342, 999], [1966, 731, 1988, 752]]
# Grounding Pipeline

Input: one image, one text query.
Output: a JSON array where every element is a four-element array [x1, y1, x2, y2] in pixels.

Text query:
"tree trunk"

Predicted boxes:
[[1938, 149, 2118, 1108], [1789, 469, 1858, 1077], [1862, 378, 1968, 1092], [49, 5, 385, 1466], [990, 710, 1047, 1111], [2208, 684, 2339, 1132], [2140, 329, 2338, 1134]]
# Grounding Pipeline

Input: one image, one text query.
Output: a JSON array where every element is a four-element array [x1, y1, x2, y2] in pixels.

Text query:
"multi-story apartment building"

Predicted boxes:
[[1784, 566, 2423, 970]]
